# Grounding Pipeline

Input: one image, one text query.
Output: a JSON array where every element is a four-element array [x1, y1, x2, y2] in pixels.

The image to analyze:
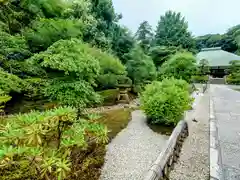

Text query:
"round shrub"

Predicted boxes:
[[159, 52, 197, 83], [140, 78, 192, 125]]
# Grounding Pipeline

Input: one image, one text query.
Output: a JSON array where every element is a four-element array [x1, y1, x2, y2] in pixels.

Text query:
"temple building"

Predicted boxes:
[[196, 47, 240, 77]]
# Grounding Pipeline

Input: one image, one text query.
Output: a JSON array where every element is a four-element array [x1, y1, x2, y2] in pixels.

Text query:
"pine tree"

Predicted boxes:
[[135, 21, 153, 53]]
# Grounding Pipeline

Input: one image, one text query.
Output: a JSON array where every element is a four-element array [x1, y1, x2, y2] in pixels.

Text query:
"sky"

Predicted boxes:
[[112, 0, 240, 36]]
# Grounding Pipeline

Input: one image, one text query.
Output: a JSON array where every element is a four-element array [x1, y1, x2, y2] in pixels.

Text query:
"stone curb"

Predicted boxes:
[[210, 93, 223, 180], [144, 120, 189, 180]]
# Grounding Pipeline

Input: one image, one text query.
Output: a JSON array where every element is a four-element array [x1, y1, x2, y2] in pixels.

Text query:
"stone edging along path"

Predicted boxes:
[[209, 90, 223, 180], [144, 120, 189, 180]]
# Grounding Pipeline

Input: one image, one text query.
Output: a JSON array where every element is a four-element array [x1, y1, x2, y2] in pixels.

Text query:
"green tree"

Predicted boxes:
[[195, 34, 238, 53], [149, 46, 180, 67], [111, 25, 135, 63], [198, 59, 210, 75], [159, 52, 197, 83], [25, 39, 101, 108], [0, 31, 31, 75], [135, 21, 153, 53], [226, 60, 240, 84], [126, 46, 157, 84], [24, 18, 84, 53], [0, 0, 67, 34], [154, 11, 195, 51]]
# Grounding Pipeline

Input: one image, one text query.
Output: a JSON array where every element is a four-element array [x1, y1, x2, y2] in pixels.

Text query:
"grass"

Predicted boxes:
[[97, 108, 133, 139], [75, 108, 133, 180]]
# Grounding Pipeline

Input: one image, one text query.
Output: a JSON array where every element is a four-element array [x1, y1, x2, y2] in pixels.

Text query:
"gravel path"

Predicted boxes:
[[100, 110, 169, 180], [169, 90, 210, 180]]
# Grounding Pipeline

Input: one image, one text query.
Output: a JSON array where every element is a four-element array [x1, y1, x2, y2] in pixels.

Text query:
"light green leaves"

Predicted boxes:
[[0, 106, 108, 179], [140, 78, 192, 125], [159, 52, 197, 83]]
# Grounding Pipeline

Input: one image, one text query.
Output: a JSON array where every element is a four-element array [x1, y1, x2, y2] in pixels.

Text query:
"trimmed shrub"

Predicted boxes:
[[226, 60, 240, 85], [226, 74, 240, 85], [191, 75, 209, 83], [140, 78, 192, 125], [0, 68, 24, 94], [159, 52, 197, 83], [25, 39, 101, 108]]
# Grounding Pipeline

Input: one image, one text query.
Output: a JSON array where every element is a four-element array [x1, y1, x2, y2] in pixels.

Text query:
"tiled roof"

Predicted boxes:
[[196, 47, 240, 67]]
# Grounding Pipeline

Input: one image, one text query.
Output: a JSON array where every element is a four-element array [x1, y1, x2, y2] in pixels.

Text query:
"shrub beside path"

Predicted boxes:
[[170, 90, 210, 180], [100, 110, 169, 180]]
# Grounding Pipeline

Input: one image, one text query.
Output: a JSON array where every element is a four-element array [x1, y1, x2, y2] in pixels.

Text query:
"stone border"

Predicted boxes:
[[144, 120, 189, 180], [209, 95, 223, 180]]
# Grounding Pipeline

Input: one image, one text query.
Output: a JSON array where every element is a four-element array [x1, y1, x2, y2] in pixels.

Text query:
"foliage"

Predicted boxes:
[[0, 31, 30, 58], [226, 74, 240, 85], [0, 90, 11, 113], [140, 78, 192, 125], [126, 46, 157, 84], [229, 60, 240, 74], [197, 59, 210, 75], [135, 21, 153, 53], [24, 18, 84, 53], [195, 33, 238, 53], [97, 74, 123, 90], [23, 78, 48, 99], [159, 52, 197, 83], [0, 0, 68, 34], [149, 46, 180, 67], [0, 68, 24, 94], [90, 47, 126, 76], [111, 25, 135, 63], [98, 89, 119, 106], [226, 60, 240, 84], [44, 79, 102, 108], [154, 11, 195, 51], [0, 31, 31, 74], [191, 75, 209, 83], [0, 107, 108, 180], [26, 39, 101, 107]]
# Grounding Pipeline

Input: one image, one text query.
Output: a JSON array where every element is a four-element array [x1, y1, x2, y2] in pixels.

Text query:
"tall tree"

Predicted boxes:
[[111, 25, 135, 63], [0, 0, 67, 34], [126, 46, 156, 84], [154, 11, 195, 51], [195, 34, 238, 53], [135, 21, 153, 53]]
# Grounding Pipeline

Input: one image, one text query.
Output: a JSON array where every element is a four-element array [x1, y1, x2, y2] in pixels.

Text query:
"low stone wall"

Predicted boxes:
[[144, 120, 189, 180]]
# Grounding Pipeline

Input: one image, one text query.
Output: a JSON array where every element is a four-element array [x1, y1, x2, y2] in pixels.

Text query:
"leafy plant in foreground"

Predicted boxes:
[[0, 107, 108, 180]]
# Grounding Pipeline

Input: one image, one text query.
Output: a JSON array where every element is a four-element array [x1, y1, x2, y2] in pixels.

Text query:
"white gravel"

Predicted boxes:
[[100, 110, 169, 180], [170, 90, 209, 180]]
